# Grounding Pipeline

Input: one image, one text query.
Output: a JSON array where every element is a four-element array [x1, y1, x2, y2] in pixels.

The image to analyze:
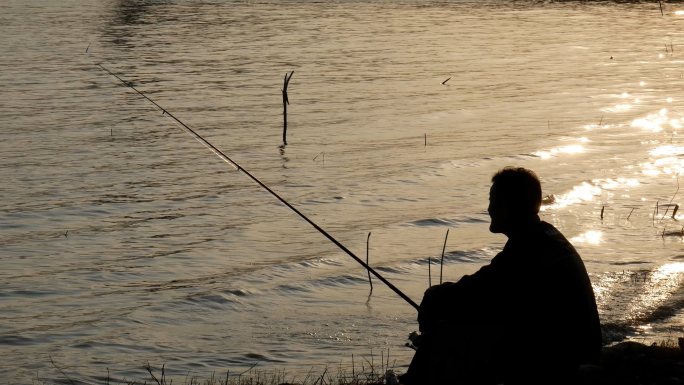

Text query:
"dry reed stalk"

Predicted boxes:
[[660, 175, 680, 223], [440, 228, 449, 284]]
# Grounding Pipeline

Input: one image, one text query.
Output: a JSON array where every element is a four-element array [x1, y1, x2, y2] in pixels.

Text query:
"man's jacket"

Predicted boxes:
[[418, 220, 602, 380]]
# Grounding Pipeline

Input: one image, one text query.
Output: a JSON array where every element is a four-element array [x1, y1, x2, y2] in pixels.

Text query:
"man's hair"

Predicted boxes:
[[491, 167, 542, 215]]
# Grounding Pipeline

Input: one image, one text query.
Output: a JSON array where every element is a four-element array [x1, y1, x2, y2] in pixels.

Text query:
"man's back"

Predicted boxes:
[[411, 221, 601, 383]]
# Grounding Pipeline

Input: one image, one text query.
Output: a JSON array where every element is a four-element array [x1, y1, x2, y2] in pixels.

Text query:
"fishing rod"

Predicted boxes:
[[97, 64, 419, 311]]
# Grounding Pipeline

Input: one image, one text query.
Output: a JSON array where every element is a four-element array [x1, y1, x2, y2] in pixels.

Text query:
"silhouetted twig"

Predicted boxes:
[[49, 355, 76, 385], [659, 0, 664, 16], [627, 208, 635, 220], [440, 229, 449, 284], [366, 232, 373, 293], [281, 71, 294, 146], [660, 174, 680, 223], [441, 77, 450, 85]]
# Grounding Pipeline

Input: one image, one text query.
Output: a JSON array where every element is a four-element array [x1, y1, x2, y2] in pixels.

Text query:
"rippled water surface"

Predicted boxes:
[[4, 0, 684, 382]]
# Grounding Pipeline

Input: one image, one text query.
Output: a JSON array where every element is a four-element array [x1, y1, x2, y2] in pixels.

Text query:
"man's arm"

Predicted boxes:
[[417, 258, 505, 332]]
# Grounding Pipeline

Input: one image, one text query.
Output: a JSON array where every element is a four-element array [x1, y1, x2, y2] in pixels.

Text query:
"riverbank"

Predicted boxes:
[[37, 341, 684, 385]]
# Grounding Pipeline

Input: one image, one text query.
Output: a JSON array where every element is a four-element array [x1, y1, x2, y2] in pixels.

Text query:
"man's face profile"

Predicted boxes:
[[488, 183, 509, 234]]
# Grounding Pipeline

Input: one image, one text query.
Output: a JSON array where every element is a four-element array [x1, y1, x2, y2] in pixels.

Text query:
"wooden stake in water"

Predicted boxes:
[[659, 0, 664, 16], [627, 208, 635, 220], [440, 228, 449, 284], [282, 71, 294, 146], [600, 205, 604, 220], [367, 232, 373, 293], [428, 256, 431, 287]]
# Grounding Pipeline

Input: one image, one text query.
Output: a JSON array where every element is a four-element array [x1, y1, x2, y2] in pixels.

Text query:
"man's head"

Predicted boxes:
[[488, 167, 542, 234]]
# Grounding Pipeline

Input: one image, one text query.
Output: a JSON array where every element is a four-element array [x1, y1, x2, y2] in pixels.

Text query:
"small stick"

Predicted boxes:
[[659, 0, 664, 16], [601, 205, 604, 220], [282, 71, 294, 146], [239, 362, 259, 376], [441, 77, 451, 85], [599, 116, 603, 126], [654, 199, 659, 226], [674, 204, 679, 219], [144, 362, 161, 385], [86, 43, 91, 53], [366, 232, 373, 293], [387, 348, 390, 371], [627, 208, 635, 220], [424, 133, 426, 147], [440, 229, 449, 284], [428, 256, 432, 287], [661, 174, 680, 223], [49, 355, 76, 385], [352, 354, 355, 381]]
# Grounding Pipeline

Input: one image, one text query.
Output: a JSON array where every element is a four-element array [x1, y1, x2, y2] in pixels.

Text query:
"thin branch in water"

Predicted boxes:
[[49, 356, 76, 385], [659, 0, 664, 16], [627, 208, 635, 220], [660, 174, 680, 223], [440, 228, 449, 284], [599, 116, 603, 126], [428, 256, 431, 287], [143, 362, 161, 385], [239, 362, 259, 376], [282, 71, 294, 146], [601, 205, 604, 220]]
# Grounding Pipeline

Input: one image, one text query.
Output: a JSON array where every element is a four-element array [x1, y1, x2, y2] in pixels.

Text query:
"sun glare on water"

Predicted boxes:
[[571, 231, 602, 245]]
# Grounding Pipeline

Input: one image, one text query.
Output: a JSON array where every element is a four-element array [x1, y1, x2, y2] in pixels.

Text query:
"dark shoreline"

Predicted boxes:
[[34, 341, 684, 385]]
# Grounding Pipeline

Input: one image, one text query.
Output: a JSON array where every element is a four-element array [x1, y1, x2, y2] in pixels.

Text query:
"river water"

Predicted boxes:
[[3, 0, 684, 382]]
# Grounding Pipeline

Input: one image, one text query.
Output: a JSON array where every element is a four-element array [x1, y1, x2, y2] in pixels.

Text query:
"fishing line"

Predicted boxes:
[[97, 64, 419, 310]]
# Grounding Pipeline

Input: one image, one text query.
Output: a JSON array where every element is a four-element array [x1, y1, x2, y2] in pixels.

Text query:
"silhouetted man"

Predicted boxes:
[[400, 167, 601, 385]]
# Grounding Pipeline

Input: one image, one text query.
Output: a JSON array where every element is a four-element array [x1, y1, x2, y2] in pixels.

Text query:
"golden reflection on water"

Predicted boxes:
[[542, 178, 638, 210], [629, 263, 684, 321], [571, 230, 602, 245], [535, 144, 584, 159], [632, 109, 669, 132]]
